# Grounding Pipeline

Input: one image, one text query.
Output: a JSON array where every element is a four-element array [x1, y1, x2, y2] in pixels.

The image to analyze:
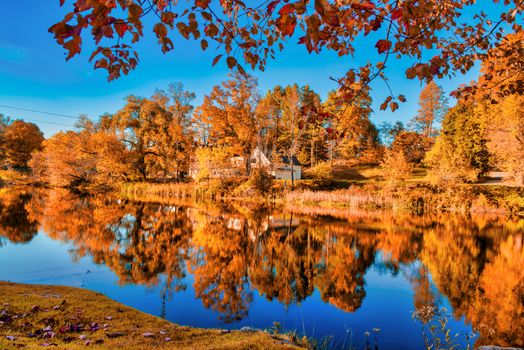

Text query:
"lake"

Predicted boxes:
[[0, 188, 522, 349]]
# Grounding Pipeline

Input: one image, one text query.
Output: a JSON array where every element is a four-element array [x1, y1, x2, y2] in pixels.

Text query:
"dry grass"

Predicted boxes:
[[285, 186, 391, 209], [0, 282, 303, 350]]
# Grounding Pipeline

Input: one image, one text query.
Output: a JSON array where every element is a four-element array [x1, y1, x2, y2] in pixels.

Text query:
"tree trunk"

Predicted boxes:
[[310, 137, 315, 167]]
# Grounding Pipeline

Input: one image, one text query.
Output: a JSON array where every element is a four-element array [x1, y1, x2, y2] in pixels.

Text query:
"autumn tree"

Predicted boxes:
[[150, 84, 196, 180], [33, 117, 134, 189], [410, 82, 448, 139], [274, 84, 324, 188], [477, 94, 524, 185], [1, 120, 44, 170], [455, 31, 524, 102], [324, 89, 380, 164], [264, 84, 327, 170], [391, 131, 432, 165], [49, 1, 522, 108], [0, 114, 10, 167], [294, 87, 327, 167], [102, 83, 195, 180], [195, 72, 261, 175], [465, 40, 524, 185], [380, 148, 413, 189], [425, 102, 490, 184]]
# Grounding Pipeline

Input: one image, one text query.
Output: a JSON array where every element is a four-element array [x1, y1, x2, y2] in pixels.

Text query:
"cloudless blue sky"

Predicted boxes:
[[0, 1, 508, 136]]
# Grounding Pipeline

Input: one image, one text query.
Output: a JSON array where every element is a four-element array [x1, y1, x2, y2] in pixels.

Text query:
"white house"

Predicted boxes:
[[189, 146, 302, 180], [250, 146, 302, 181]]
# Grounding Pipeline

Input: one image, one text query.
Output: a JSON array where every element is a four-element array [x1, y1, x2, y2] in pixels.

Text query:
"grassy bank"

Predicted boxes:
[[0, 282, 303, 350], [285, 183, 524, 217], [119, 179, 524, 218]]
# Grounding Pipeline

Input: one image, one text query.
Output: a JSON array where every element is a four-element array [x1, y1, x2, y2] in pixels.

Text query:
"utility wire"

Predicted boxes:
[[19, 118, 77, 127], [0, 104, 82, 120]]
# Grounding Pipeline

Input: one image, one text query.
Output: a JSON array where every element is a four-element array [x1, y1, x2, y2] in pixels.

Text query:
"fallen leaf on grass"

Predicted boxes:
[[106, 332, 125, 338]]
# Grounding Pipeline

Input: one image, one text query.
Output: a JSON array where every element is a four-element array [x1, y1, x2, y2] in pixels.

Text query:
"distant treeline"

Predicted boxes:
[[0, 71, 522, 191]]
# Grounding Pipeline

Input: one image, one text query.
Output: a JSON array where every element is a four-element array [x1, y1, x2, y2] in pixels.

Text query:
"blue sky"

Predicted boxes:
[[0, 1, 504, 137]]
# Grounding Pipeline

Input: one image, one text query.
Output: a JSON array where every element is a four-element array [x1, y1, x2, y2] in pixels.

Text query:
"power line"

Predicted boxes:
[[12, 118, 76, 127], [0, 104, 81, 120]]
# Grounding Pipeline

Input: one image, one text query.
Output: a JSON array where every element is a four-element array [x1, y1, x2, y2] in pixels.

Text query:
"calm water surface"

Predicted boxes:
[[0, 188, 522, 349]]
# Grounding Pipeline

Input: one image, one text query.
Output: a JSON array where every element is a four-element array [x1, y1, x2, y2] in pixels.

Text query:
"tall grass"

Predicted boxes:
[[285, 186, 392, 210], [285, 183, 524, 217]]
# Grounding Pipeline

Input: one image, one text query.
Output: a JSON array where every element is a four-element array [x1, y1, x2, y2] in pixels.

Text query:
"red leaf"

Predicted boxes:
[[390, 101, 399, 112], [391, 8, 402, 20], [226, 56, 237, 69], [195, 0, 210, 9], [212, 54, 223, 67], [114, 22, 128, 38], [200, 39, 208, 51], [94, 58, 108, 69], [267, 0, 280, 15], [375, 39, 391, 54], [153, 23, 167, 38]]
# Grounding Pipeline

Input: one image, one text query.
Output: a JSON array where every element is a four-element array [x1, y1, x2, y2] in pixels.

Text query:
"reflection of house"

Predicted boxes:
[[189, 146, 302, 180], [185, 208, 300, 244], [250, 146, 302, 181]]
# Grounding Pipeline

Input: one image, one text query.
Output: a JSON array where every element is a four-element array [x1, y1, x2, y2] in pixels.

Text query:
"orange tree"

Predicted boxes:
[[49, 1, 522, 109]]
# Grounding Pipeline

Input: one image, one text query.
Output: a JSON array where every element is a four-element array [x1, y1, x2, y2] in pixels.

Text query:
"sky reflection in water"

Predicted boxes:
[[0, 188, 522, 349]]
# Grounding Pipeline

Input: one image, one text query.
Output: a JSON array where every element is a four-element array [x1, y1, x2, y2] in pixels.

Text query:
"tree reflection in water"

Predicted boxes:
[[0, 189, 522, 347]]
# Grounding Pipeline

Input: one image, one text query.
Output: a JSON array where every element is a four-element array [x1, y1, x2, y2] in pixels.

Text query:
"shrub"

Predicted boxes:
[[306, 161, 334, 187], [380, 149, 413, 189], [245, 167, 274, 195]]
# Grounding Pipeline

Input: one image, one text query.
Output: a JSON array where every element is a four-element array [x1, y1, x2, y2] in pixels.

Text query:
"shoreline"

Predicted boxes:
[[118, 181, 524, 218], [1, 178, 523, 219], [0, 281, 303, 349]]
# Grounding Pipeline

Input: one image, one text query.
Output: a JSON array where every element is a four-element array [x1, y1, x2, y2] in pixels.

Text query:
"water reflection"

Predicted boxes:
[[0, 188, 522, 348]]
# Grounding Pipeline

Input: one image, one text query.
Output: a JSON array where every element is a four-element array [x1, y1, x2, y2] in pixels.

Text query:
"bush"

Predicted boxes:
[[380, 149, 413, 189], [247, 167, 274, 195], [306, 162, 334, 187]]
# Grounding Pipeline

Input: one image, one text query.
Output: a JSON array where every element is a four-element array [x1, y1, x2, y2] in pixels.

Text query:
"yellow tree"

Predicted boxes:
[[410, 82, 448, 139], [0, 114, 10, 167], [195, 72, 260, 175], [150, 84, 196, 180], [32, 127, 133, 189], [480, 95, 524, 185], [103, 83, 195, 180], [324, 88, 379, 164], [2, 120, 44, 170]]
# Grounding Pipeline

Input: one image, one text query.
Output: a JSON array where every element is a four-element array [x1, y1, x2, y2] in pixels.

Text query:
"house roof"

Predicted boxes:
[[280, 155, 301, 166]]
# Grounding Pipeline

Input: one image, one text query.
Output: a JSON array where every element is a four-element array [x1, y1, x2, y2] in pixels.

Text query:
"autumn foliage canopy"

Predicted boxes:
[[49, 0, 523, 109]]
